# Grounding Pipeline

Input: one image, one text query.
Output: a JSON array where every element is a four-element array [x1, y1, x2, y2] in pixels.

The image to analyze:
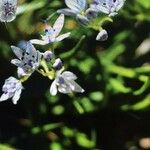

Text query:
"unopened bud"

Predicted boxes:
[[53, 58, 63, 70], [96, 29, 108, 41], [43, 51, 53, 61]]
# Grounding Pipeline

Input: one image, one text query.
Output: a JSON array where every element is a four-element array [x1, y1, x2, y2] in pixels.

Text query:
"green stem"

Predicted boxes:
[[60, 35, 86, 59]]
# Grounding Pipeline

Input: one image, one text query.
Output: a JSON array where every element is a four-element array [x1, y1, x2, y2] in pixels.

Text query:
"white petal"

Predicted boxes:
[[62, 71, 77, 80], [58, 84, 72, 94], [17, 67, 29, 77], [65, 0, 85, 12], [11, 46, 24, 59], [50, 80, 58, 96], [57, 9, 77, 17], [116, 0, 125, 11], [11, 59, 22, 66], [0, 93, 10, 102], [30, 39, 48, 45], [26, 41, 36, 55], [96, 4, 109, 14], [12, 89, 22, 104], [67, 80, 85, 93], [53, 14, 64, 37], [56, 32, 70, 42], [109, 12, 118, 17]]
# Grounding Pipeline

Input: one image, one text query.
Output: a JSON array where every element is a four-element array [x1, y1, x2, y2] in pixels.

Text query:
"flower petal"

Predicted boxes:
[[11, 59, 22, 67], [53, 14, 64, 37], [65, 0, 85, 12], [12, 89, 22, 104], [96, 4, 109, 14], [30, 39, 48, 45], [56, 32, 70, 42], [11, 46, 24, 59], [58, 84, 72, 94], [116, 0, 125, 11], [67, 80, 85, 93], [62, 71, 77, 80], [0, 93, 10, 102], [50, 80, 58, 96]]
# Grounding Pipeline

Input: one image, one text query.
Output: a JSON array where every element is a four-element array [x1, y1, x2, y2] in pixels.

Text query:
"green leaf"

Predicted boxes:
[[60, 35, 86, 59], [17, 1, 45, 15], [31, 123, 62, 134], [50, 142, 62, 150], [76, 133, 95, 148], [0, 144, 16, 150], [134, 77, 150, 95], [61, 127, 74, 138], [109, 78, 132, 93], [121, 94, 150, 111], [52, 105, 65, 115], [89, 92, 104, 102]]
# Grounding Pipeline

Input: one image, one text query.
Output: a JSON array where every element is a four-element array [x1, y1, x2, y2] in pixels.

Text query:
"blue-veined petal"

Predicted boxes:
[[65, 0, 86, 12], [11, 59, 21, 66], [53, 14, 64, 37], [11, 46, 24, 59], [62, 71, 77, 80]]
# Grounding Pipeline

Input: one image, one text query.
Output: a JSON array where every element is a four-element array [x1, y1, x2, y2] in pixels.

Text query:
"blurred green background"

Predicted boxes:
[[0, 0, 150, 149]]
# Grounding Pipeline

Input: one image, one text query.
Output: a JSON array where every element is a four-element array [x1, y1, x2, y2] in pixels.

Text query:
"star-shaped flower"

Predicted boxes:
[[57, 0, 97, 25], [50, 70, 84, 96], [0, 0, 17, 22], [0, 77, 23, 104], [91, 0, 125, 17], [11, 41, 42, 73], [30, 14, 70, 45]]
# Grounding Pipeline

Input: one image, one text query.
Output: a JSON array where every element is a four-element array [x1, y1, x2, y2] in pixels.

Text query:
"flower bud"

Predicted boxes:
[[96, 29, 108, 41], [53, 58, 63, 70], [43, 51, 53, 62]]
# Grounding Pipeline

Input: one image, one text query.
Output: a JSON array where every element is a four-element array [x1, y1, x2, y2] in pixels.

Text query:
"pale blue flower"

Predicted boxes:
[[91, 0, 125, 17], [57, 0, 97, 25], [11, 41, 42, 73], [0, 77, 23, 104], [50, 70, 84, 96], [0, 0, 17, 22], [30, 14, 70, 45]]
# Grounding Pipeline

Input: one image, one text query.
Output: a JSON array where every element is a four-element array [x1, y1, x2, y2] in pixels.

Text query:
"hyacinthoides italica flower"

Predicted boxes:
[[0, 0, 126, 104], [0, 0, 17, 22], [0, 15, 84, 104], [57, 0, 125, 41]]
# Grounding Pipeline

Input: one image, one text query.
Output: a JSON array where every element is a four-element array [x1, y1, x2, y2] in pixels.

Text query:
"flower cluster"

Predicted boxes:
[[0, 14, 84, 104], [0, 0, 126, 104], [58, 0, 125, 41]]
